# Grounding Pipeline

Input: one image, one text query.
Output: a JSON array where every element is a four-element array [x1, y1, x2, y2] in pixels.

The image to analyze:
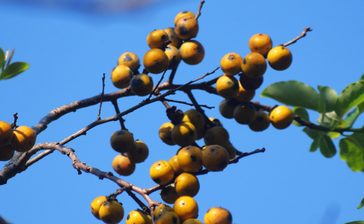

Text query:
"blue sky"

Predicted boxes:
[[1, 0, 364, 223]]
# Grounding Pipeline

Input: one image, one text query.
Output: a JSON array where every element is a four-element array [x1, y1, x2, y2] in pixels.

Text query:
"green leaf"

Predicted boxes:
[[0, 62, 29, 80], [337, 107, 362, 129], [309, 136, 320, 152], [346, 221, 364, 224], [318, 86, 338, 113], [292, 107, 309, 126], [0, 48, 4, 69], [358, 198, 364, 209], [340, 132, 364, 172], [303, 127, 322, 139], [319, 135, 336, 158], [336, 80, 364, 116], [261, 81, 320, 111]]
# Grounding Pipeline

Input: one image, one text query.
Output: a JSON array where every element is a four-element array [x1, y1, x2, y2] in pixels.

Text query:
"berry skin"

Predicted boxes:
[[98, 200, 124, 224], [233, 104, 256, 124], [168, 155, 183, 175], [220, 52, 243, 76], [11, 126, 36, 152], [174, 11, 195, 24], [269, 105, 294, 129], [147, 29, 169, 49], [267, 45, 293, 70], [111, 65, 133, 89], [248, 110, 270, 132], [239, 74, 264, 90], [164, 27, 182, 48], [183, 219, 202, 224], [130, 73, 154, 96], [241, 52, 267, 78], [204, 126, 230, 145], [110, 129, 136, 153], [219, 99, 239, 119], [249, 33, 273, 57], [234, 81, 255, 103], [177, 146, 203, 173], [154, 211, 181, 224], [118, 52, 140, 72], [215, 75, 239, 99], [202, 145, 230, 171], [173, 196, 199, 221], [150, 160, 175, 185], [143, 49, 169, 74], [182, 109, 206, 140], [90, 195, 107, 219], [171, 122, 197, 147], [179, 40, 205, 65], [159, 122, 176, 146], [0, 121, 12, 143], [204, 207, 232, 224], [174, 16, 199, 40], [0, 143, 14, 161], [160, 185, 179, 204], [165, 45, 181, 69], [174, 172, 200, 197], [127, 140, 149, 163], [112, 154, 136, 176], [126, 210, 152, 224]]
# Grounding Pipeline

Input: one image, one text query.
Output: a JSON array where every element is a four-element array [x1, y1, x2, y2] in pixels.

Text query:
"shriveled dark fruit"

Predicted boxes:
[[248, 110, 270, 132]]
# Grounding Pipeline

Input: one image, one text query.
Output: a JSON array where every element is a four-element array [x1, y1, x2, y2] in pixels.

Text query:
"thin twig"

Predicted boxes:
[[163, 98, 214, 109], [167, 65, 179, 85], [111, 100, 127, 130], [96, 74, 106, 120], [283, 27, 312, 47], [195, 0, 206, 20], [147, 70, 167, 101], [11, 113, 18, 129]]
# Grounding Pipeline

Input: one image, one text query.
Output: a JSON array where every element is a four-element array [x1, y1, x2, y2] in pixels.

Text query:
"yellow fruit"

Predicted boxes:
[[239, 74, 263, 90], [241, 52, 267, 78], [234, 81, 255, 102], [269, 105, 294, 129], [99, 200, 124, 224], [90, 195, 107, 219], [177, 146, 202, 173], [171, 122, 197, 147], [183, 219, 202, 224], [267, 45, 292, 71], [173, 196, 199, 221], [147, 29, 169, 49], [174, 172, 199, 197], [164, 27, 182, 48], [179, 40, 205, 65], [153, 204, 174, 219], [215, 75, 239, 99], [220, 52, 243, 76], [150, 160, 175, 185], [204, 207, 232, 224], [219, 99, 239, 119], [202, 145, 230, 171], [118, 52, 140, 72], [182, 109, 206, 140], [160, 185, 179, 204], [204, 126, 229, 145], [169, 155, 183, 175], [112, 154, 136, 176], [233, 104, 256, 124], [143, 49, 169, 74], [174, 11, 195, 24], [249, 33, 273, 57], [165, 45, 181, 69], [111, 65, 133, 89], [159, 122, 176, 146], [126, 210, 152, 224], [110, 129, 136, 153], [127, 140, 149, 163], [249, 110, 270, 132], [154, 211, 181, 224], [0, 121, 12, 143], [11, 125, 36, 152], [174, 16, 199, 40], [130, 73, 154, 96], [0, 143, 14, 161]]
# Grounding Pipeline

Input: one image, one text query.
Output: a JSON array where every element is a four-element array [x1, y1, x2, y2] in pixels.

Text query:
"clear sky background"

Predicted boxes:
[[1, 0, 364, 223]]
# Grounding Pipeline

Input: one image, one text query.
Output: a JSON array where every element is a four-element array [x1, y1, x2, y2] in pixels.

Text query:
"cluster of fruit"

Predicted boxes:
[[0, 121, 36, 161], [111, 10, 205, 96], [216, 34, 294, 131]]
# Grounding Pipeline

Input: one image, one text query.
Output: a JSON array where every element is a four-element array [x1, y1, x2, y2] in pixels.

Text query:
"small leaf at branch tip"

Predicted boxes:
[[357, 198, 364, 209]]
